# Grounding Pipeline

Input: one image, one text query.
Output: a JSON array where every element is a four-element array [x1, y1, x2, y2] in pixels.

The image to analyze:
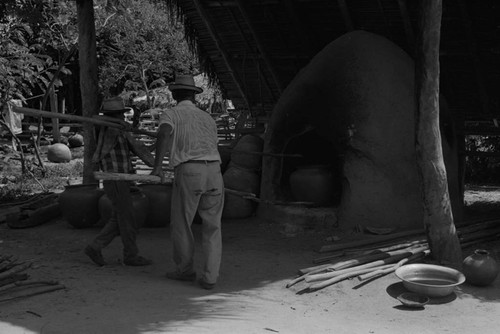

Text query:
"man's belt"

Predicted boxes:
[[183, 160, 219, 164]]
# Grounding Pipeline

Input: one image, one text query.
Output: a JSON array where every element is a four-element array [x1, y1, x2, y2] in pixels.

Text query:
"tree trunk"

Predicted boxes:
[[76, 0, 99, 184], [415, 0, 462, 269]]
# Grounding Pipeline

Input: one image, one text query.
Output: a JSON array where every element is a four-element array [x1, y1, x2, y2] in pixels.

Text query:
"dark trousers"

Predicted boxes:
[[90, 180, 138, 260]]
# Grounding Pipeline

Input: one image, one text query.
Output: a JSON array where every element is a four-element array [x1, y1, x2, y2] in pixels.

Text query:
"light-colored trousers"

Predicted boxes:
[[171, 161, 224, 284]]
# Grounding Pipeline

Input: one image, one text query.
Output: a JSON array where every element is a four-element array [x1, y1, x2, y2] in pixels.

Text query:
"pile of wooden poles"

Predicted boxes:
[[287, 218, 500, 294], [0, 255, 65, 303]]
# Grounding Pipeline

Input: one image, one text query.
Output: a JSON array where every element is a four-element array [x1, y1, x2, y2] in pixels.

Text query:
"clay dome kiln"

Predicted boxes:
[[258, 31, 462, 232]]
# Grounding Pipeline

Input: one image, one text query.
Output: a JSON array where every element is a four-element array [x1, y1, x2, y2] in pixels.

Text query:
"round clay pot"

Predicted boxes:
[[98, 187, 149, 228], [59, 184, 104, 228], [47, 143, 71, 163], [68, 134, 84, 148], [230, 135, 264, 171], [463, 249, 500, 286], [138, 184, 172, 227], [223, 164, 260, 194], [222, 165, 260, 219], [289, 165, 336, 206]]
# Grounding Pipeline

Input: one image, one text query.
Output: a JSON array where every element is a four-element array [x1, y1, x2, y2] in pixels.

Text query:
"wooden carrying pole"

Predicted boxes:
[[13, 106, 157, 138], [415, 0, 462, 268]]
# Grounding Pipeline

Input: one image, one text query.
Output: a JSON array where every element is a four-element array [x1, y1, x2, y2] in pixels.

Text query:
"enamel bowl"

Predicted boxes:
[[395, 263, 465, 297]]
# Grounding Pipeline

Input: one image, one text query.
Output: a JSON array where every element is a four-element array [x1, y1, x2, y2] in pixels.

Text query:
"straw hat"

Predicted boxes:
[[168, 75, 203, 94], [100, 97, 133, 114]]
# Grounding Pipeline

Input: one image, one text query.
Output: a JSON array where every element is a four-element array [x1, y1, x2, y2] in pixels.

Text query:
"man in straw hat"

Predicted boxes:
[[151, 74, 224, 290], [84, 96, 152, 267]]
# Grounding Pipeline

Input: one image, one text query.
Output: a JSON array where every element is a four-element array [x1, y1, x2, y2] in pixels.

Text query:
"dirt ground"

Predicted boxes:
[[1, 144, 500, 334], [1, 205, 500, 334]]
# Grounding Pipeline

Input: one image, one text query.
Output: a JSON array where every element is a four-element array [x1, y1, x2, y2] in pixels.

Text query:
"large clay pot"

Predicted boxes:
[[59, 184, 104, 228], [138, 184, 172, 227], [230, 135, 264, 171], [68, 134, 84, 148], [47, 143, 71, 163], [98, 187, 149, 228], [222, 165, 260, 219], [223, 165, 260, 194], [462, 249, 500, 286], [289, 165, 336, 206]]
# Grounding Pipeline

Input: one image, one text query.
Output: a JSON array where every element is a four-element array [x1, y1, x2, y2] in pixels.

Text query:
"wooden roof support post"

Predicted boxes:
[[227, 7, 278, 101], [235, 0, 284, 94], [396, 0, 415, 54], [76, 0, 99, 184], [457, 0, 490, 116], [336, 0, 354, 31], [192, 0, 250, 112], [415, 0, 462, 269]]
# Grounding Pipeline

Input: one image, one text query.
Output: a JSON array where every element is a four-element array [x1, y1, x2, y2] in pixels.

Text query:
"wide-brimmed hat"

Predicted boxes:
[[100, 97, 133, 114], [168, 75, 203, 94]]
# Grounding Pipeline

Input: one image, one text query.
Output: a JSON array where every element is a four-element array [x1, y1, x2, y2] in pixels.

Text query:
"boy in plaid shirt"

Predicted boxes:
[[84, 97, 152, 267]]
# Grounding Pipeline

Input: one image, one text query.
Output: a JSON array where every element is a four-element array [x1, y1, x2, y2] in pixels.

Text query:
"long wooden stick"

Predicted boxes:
[[307, 267, 387, 292], [13, 107, 157, 137], [0, 284, 65, 302], [93, 172, 262, 200], [0, 274, 29, 287], [318, 229, 425, 253], [0, 263, 32, 281], [0, 280, 59, 293], [358, 250, 430, 281], [305, 263, 396, 283]]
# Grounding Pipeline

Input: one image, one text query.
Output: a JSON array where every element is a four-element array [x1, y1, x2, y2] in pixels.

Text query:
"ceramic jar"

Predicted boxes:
[[59, 184, 104, 228], [138, 184, 172, 227], [462, 249, 500, 286], [230, 135, 264, 171], [222, 165, 260, 219], [289, 165, 335, 206], [98, 187, 149, 228]]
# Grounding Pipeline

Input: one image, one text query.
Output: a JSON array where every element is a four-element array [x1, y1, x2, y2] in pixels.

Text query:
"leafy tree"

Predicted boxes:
[[0, 0, 75, 106], [94, 0, 199, 100]]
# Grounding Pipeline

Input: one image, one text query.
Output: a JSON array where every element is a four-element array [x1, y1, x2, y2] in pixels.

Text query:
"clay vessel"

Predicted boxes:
[[98, 187, 149, 228], [47, 143, 71, 163], [230, 135, 264, 171], [138, 184, 172, 227], [462, 249, 500, 286], [59, 184, 104, 228], [68, 134, 84, 148], [222, 165, 259, 219], [289, 165, 335, 206]]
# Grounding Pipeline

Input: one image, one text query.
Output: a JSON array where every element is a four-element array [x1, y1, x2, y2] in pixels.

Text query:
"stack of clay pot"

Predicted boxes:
[[222, 135, 263, 219]]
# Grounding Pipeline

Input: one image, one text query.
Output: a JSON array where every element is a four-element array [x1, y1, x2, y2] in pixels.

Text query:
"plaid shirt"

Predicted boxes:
[[99, 132, 133, 173]]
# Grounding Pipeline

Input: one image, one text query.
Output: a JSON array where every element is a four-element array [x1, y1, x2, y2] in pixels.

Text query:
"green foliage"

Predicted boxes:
[[0, 156, 83, 201], [1, 0, 197, 106], [465, 135, 500, 185], [0, 0, 74, 106], [94, 0, 198, 96]]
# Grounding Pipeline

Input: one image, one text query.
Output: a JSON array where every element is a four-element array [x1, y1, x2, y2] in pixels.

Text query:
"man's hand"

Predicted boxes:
[[150, 166, 166, 183]]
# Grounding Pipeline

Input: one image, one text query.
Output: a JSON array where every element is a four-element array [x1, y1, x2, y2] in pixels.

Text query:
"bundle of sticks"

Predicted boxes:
[[287, 218, 500, 294], [0, 255, 65, 302]]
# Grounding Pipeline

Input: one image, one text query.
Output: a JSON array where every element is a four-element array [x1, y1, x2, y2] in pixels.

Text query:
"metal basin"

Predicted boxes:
[[395, 263, 465, 297]]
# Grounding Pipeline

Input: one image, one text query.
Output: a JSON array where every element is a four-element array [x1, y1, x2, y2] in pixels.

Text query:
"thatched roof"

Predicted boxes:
[[166, 0, 500, 133]]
